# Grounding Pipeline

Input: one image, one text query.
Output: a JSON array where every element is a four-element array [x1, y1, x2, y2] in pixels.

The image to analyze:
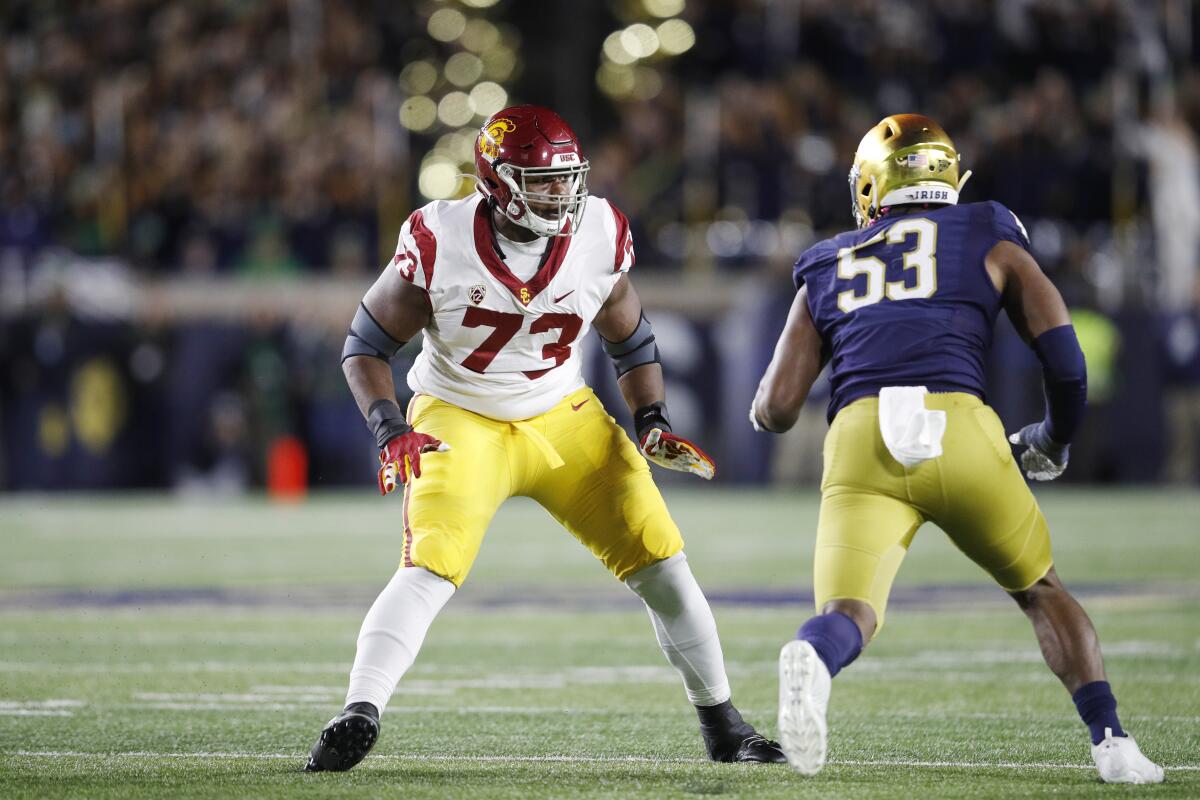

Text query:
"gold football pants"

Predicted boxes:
[[398, 387, 684, 586], [815, 392, 1053, 630]]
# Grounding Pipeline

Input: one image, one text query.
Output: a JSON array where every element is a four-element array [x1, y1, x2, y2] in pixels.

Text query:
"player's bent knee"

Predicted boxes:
[[406, 531, 470, 587], [611, 547, 680, 583], [821, 598, 878, 644], [1008, 565, 1065, 611], [605, 526, 684, 583]]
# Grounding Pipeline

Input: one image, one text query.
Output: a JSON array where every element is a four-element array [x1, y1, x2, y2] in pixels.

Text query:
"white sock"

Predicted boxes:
[[625, 552, 732, 707], [345, 567, 455, 714]]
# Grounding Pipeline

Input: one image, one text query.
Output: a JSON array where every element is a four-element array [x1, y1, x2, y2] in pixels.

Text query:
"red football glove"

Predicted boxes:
[[639, 428, 716, 481], [377, 431, 450, 495]]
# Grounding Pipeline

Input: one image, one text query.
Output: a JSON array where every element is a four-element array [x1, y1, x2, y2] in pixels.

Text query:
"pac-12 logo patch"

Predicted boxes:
[[469, 284, 487, 305]]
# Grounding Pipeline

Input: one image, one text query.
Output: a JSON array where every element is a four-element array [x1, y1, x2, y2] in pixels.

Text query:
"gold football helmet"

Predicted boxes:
[[848, 114, 972, 228]]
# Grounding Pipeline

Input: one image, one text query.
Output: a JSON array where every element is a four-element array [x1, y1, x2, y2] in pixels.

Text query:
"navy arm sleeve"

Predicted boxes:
[[1032, 325, 1088, 445]]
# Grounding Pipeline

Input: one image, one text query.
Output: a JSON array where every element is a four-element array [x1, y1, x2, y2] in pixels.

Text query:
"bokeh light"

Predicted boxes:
[[445, 52, 484, 87], [418, 159, 460, 199], [603, 31, 637, 66], [620, 24, 659, 60], [644, 0, 686, 17], [461, 19, 501, 53], [597, 63, 636, 99], [398, 96, 437, 131], [656, 19, 695, 55], [437, 91, 474, 126], [436, 131, 477, 163], [398, 60, 438, 95], [427, 8, 467, 42], [468, 82, 508, 117], [481, 47, 517, 81], [632, 66, 664, 100]]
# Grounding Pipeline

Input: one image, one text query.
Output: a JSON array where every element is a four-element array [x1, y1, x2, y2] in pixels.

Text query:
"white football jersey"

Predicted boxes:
[[390, 194, 635, 421]]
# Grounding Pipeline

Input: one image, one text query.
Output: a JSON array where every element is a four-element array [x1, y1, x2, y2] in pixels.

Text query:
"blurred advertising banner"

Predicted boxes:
[[1, 261, 1185, 491]]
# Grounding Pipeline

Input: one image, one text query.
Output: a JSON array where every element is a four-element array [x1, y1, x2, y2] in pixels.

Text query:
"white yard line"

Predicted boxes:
[[1, 750, 1197, 771], [114, 702, 593, 713]]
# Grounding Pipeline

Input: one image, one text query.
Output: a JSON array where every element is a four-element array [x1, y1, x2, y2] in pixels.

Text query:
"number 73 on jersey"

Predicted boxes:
[[836, 218, 938, 313]]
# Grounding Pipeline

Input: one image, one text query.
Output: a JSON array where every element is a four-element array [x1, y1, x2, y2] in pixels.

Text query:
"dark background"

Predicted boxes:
[[1, 0, 1198, 491]]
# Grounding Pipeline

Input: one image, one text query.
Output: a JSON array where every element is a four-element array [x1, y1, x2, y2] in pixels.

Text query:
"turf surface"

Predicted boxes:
[[1, 488, 1198, 798]]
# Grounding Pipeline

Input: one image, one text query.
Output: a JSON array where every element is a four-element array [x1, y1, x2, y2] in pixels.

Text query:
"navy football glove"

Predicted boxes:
[[1008, 422, 1069, 482]]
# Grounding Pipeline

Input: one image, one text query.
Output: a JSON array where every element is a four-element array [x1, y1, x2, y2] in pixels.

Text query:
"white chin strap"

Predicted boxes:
[[506, 201, 570, 237], [492, 169, 572, 237]]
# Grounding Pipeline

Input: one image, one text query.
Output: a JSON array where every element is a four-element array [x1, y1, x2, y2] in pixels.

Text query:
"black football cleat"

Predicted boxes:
[[304, 702, 380, 772], [726, 732, 787, 763], [698, 700, 787, 764]]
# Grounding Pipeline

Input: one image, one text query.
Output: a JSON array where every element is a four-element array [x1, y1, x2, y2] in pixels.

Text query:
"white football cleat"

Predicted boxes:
[[1092, 728, 1164, 784], [778, 639, 832, 776]]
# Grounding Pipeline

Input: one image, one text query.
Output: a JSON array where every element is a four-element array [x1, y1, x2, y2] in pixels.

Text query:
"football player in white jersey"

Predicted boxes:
[[305, 105, 785, 771]]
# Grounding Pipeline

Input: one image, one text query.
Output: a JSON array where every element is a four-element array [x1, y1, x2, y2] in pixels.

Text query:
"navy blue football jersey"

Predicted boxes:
[[793, 201, 1030, 421]]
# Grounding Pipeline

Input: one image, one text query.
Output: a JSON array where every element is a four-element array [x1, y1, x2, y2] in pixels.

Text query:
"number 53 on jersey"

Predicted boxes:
[[836, 218, 939, 313]]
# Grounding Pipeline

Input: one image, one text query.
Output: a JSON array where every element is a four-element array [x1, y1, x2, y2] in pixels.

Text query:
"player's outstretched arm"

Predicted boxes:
[[342, 267, 447, 494], [986, 240, 1087, 481], [594, 275, 715, 480], [751, 287, 824, 433]]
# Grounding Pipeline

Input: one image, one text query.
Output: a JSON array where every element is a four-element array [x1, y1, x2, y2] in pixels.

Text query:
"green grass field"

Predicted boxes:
[[1, 488, 1198, 798]]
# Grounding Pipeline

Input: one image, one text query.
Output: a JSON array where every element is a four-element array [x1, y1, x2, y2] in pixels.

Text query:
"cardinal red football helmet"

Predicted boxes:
[[475, 105, 590, 237]]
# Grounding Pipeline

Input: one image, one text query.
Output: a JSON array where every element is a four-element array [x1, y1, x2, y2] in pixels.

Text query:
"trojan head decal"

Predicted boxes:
[[478, 118, 517, 160]]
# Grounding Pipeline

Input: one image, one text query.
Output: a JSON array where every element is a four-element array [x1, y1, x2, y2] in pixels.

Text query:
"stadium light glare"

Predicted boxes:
[[437, 91, 474, 126], [438, 131, 476, 163], [399, 61, 439, 95], [603, 32, 638, 66], [621, 24, 659, 59], [399, 96, 438, 131], [597, 63, 636, 99], [656, 19, 695, 55], [428, 8, 467, 42], [419, 159, 460, 199], [632, 66, 664, 100], [461, 19, 501, 53], [644, 0, 686, 17], [481, 47, 517, 81], [445, 52, 484, 87], [469, 82, 508, 117]]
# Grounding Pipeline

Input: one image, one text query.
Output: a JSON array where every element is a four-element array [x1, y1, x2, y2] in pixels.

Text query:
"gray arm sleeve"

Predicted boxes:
[[341, 303, 406, 363], [601, 312, 661, 378]]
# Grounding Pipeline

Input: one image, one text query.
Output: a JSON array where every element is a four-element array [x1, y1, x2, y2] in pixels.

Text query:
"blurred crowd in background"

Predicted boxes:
[[2, 0, 1199, 491]]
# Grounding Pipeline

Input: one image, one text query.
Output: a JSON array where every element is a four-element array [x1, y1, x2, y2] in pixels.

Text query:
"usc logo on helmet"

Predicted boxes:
[[479, 118, 517, 160]]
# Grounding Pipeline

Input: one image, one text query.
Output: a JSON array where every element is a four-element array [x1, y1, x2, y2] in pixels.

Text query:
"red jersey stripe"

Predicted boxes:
[[610, 203, 634, 273], [472, 199, 572, 305], [409, 210, 437, 288]]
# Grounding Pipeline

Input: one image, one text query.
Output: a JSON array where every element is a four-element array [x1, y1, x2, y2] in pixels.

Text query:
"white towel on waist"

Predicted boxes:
[[878, 386, 946, 468]]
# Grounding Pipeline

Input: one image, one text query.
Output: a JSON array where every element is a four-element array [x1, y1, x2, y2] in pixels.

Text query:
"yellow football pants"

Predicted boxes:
[[816, 392, 1053, 630], [398, 386, 684, 586]]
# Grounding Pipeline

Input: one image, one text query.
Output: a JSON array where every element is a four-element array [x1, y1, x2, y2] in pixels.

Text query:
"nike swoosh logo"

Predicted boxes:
[[571, 399, 590, 411], [554, 290, 575, 303]]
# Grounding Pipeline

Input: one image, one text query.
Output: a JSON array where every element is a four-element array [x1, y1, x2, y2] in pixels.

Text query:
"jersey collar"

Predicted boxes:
[[473, 198, 572, 306]]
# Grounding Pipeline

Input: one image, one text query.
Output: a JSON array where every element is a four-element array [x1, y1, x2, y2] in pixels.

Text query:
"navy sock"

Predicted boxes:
[[797, 612, 863, 678], [1072, 680, 1124, 745]]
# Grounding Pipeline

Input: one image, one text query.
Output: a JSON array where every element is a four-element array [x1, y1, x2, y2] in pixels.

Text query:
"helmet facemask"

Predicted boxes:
[[490, 160, 590, 238]]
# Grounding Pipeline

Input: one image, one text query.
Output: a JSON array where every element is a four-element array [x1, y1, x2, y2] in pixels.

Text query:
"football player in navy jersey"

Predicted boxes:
[[751, 114, 1163, 784]]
